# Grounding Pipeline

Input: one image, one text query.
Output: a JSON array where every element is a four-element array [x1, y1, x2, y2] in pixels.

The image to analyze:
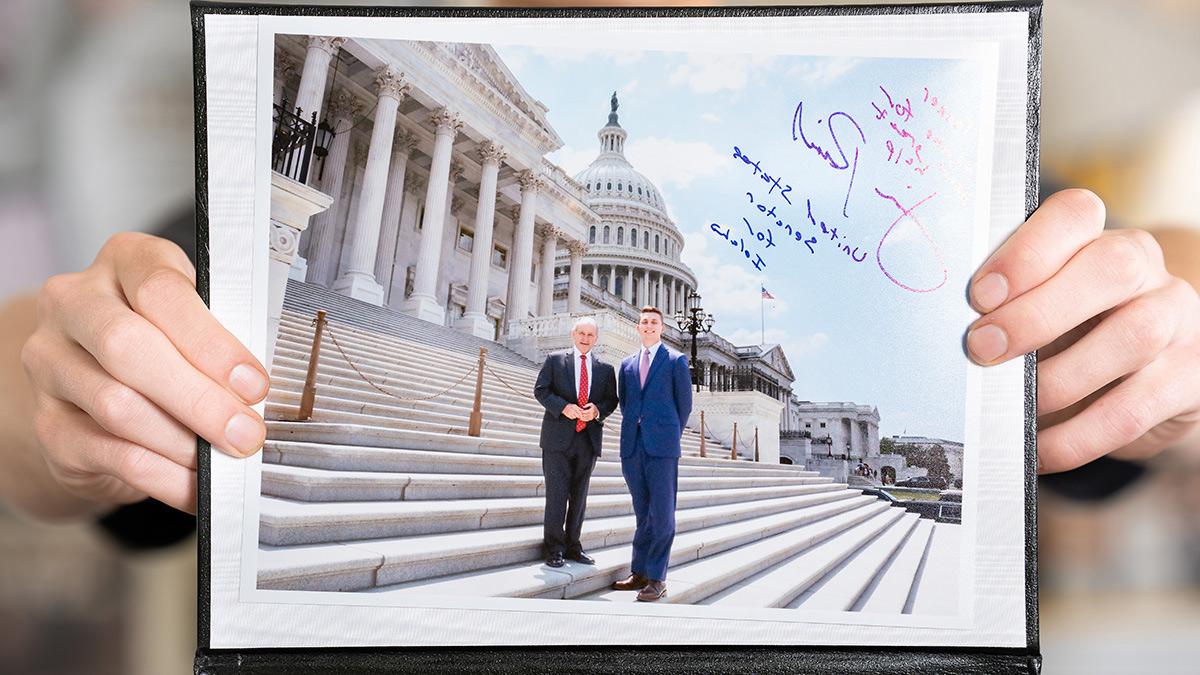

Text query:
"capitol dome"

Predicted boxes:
[[558, 93, 696, 317], [574, 94, 675, 226]]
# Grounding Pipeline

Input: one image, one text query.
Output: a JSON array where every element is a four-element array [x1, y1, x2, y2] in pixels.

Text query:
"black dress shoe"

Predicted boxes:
[[545, 552, 565, 568], [567, 551, 596, 565]]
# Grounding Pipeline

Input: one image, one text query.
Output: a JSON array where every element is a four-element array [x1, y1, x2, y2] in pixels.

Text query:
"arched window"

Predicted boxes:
[[617, 183, 623, 191], [589, 226, 596, 244], [617, 227, 624, 245], [607, 182, 612, 190], [603, 226, 610, 244], [643, 231, 649, 249], [637, 186, 643, 195], [655, 234, 660, 253], [630, 227, 638, 247]]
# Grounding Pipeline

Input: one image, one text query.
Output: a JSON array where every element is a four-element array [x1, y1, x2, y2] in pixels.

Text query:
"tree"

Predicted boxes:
[[885, 440, 951, 487]]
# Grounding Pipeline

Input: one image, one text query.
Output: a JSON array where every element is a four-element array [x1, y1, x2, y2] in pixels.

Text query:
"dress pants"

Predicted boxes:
[[542, 431, 597, 556], [620, 432, 679, 582]]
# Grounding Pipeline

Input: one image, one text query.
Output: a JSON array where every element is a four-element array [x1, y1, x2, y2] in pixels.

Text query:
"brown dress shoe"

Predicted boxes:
[[611, 573, 650, 591], [636, 580, 667, 602]]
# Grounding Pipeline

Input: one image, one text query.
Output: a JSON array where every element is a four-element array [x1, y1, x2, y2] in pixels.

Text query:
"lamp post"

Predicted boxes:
[[674, 290, 714, 392]]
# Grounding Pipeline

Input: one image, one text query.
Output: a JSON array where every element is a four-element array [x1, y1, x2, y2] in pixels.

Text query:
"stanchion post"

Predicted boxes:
[[297, 310, 326, 421], [699, 410, 706, 458], [731, 421, 739, 461], [468, 347, 488, 437], [754, 426, 760, 462]]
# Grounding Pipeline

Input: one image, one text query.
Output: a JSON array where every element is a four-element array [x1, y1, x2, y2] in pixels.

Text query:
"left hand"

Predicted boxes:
[[581, 403, 599, 422], [967, 189, 1200, 473]]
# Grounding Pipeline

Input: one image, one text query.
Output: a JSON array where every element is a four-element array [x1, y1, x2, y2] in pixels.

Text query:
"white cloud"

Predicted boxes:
[[680, 235, 789, 322], [622, 79, 640, 96], [625, 137, 726, 190], [669, 53, 776, 94], [530, 47, 644, 68], [545, 145, 596, 177], [700, 113, 721, 124], [785, 57, 862, 88]]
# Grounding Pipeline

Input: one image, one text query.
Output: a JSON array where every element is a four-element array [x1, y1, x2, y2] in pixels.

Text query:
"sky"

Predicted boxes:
[[492, 43, 990, 442]]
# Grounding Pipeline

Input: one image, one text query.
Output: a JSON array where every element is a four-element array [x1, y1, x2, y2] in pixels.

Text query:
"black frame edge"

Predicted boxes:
[[190, 2, 1045, 672]]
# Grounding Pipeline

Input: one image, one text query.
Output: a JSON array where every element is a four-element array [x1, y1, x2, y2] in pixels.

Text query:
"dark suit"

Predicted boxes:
[[618, 344, 693, 582], [533, 349, 618, 557]]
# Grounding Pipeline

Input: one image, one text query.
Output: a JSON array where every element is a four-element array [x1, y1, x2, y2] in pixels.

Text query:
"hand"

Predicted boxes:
[[561, 404, 581, 420], [967, 189, 1200, 473], [19, 233, 269, 515], [581, 403, 599, 421]]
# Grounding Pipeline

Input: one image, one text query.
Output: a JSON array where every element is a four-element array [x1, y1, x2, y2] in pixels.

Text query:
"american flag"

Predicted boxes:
[[761, 286, 775, 300]]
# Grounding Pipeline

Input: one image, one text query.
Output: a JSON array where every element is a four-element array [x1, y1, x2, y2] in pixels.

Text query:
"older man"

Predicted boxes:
[[533, 317, 619, 568], [611, 306, 692, 601]]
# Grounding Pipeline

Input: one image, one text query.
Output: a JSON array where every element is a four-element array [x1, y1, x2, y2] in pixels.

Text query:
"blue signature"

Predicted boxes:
[[791, 101, 866, 218]]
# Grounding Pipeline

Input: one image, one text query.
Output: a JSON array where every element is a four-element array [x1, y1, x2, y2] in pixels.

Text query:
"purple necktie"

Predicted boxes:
[[640, 348, 650, 388]]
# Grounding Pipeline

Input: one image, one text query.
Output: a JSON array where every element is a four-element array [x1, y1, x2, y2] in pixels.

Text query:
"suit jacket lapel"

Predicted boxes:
[[642, 346, 667, 390]]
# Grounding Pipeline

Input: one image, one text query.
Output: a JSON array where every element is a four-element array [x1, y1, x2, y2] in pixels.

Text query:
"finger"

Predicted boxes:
[[1038, 344, 1200, 473], [63, 405, 198, 514], [58, 292, 265, 458], [970, 189, 1107, 312], [968, 229, 1168, 364], [23, 332, 198, 469], [1038, 277, 1195, 415], [107, 233, 269, 405], [33, 395, 148, 507]]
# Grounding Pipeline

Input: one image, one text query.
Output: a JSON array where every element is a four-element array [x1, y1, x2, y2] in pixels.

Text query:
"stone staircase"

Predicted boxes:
[[258, 282, 959, 615]]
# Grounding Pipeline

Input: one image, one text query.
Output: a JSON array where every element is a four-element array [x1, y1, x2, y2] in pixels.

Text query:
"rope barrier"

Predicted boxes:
[[482, 361, 529, 398], [321, 322, 479, 403]]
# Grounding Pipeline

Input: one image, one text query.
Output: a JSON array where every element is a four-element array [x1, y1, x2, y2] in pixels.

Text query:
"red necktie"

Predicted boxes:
[[576, 354, 589, 432]]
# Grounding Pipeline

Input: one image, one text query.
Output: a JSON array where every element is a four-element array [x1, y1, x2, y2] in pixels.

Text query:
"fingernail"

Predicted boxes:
[[972, 273, 1009, 312], [230, 364, 268, 402], [967, 324, 1008, 363], [225, 412, 264, 456]]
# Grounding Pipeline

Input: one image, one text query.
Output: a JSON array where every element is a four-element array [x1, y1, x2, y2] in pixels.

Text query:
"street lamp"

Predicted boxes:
[[674, 290, 714, 392]]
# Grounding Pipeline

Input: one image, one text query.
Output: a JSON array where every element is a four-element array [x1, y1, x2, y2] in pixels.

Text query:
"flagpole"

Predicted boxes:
[[760, 289, 765, 346]]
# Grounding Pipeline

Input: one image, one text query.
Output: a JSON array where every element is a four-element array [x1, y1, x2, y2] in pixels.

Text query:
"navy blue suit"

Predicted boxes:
[[618, 344, 693, 582]]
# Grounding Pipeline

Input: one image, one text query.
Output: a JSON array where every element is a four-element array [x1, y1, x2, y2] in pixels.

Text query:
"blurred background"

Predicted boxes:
[[1, 0, 1198, 673]]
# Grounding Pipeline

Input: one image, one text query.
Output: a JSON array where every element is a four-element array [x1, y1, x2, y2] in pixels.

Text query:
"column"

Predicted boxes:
[[643, 269, 651, 308], [458, 141, 506, 338], [334, 68, 410, 304], [505, 171, 541, 326], [606, 264, 616, 295], [373, 130, 418, 286], [656, 273, 664, 310], [403, 108, 463, 324], [267, 174, 333, 369], [305, 90, 360, 287], [591, 265, 599, 286], [567, 241, 584, 314], [273, 52, 298, 106], [294, 37, 345, 150], [537, 224, 559, 316]]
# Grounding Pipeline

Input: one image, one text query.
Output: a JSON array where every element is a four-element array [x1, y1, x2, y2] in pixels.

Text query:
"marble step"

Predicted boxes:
[[263, 441, 805, 482], [371, 500, 892, 601], [906, 523, 961, 615], [263, 426, 804, 474], [280, 281, 536, 368], [789, 512, 922, 611], [260, 463, 831, 502], [585, 506, 904, 606], [258, 482, 848, 545], [856, 518, 935, 613], [257, 492, 872, 592], [272, 317, 735, 454]]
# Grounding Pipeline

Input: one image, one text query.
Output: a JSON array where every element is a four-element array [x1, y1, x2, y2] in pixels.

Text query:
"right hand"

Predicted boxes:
[[562, 404, 581, 420], [20, 233, 268, 515]]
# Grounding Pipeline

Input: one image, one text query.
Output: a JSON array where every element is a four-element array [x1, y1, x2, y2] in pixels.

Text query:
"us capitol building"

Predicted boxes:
[[266, 34, 901, 474]]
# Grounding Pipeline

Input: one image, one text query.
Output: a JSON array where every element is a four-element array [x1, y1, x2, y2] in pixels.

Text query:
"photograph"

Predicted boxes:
[[258, 30, 984, 614], [199, 7, 1033, 650]]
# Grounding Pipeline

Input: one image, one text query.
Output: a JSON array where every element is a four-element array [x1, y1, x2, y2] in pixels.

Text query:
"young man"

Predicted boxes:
[[532, 316, 618, 568], [611, 306, 693, 601]]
